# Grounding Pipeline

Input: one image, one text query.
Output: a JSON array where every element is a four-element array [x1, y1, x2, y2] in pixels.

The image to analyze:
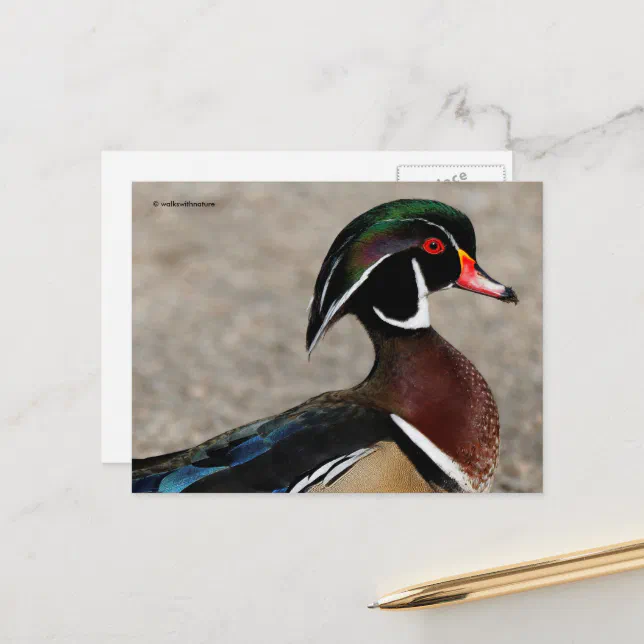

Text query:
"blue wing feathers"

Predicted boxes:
[[132, 403, 394, 493], [225, 435, 271, 466], [157, 465, 225, 493]]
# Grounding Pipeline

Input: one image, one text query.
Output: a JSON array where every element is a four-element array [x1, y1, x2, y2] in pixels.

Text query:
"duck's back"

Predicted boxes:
[[132, 394, 463, 493]]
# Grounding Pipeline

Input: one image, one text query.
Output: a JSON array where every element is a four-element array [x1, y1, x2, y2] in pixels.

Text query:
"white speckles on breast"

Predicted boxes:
[[451, 349, 500, 492]]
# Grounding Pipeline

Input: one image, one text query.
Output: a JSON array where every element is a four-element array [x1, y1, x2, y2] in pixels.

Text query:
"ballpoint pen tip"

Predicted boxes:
[[367, 601, 379, 609]]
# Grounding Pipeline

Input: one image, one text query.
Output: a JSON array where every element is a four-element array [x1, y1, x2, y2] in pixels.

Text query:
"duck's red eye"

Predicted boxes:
[[423, 237, 445, 255]]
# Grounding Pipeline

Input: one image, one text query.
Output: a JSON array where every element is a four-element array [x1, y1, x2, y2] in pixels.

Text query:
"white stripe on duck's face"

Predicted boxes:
[[307, 254, 392, 355], [373, 258, 431, 330], [319, 255, 341, 311]]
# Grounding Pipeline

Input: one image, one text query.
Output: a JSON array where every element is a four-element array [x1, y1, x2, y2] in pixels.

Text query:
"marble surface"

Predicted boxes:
[[3, 1, 644, 642]]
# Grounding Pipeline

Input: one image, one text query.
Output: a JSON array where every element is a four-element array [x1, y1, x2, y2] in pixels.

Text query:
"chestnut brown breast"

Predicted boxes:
[[353, 328, 500, 491]]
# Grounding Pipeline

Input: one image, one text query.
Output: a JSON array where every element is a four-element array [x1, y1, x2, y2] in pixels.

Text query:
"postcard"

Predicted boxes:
[[131, 181, 541, 493]]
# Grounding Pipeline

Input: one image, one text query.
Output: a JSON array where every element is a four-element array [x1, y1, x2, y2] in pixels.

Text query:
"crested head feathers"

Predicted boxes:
[[306, 199, 477, 354]]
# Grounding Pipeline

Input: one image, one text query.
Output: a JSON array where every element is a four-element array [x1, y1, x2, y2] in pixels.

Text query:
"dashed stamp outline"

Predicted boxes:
[[396, 164, 507, 181]]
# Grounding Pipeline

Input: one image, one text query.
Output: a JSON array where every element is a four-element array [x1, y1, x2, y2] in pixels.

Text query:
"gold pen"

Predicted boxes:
[[369, 538, 644, 611]]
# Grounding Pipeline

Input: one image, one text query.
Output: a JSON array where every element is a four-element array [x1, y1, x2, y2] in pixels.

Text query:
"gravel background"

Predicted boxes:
[[133, 182, 542, 492]]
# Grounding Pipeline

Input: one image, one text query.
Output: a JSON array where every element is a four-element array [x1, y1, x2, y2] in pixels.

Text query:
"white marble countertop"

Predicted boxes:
[[2, 1, 643, 642]]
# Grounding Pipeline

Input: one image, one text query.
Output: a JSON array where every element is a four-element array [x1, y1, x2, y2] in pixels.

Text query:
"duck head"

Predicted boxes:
[[306, 199, 518, 354]]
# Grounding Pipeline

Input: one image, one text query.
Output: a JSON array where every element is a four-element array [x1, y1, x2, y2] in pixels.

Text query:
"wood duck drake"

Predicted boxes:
[[133, 199, 518, 493]]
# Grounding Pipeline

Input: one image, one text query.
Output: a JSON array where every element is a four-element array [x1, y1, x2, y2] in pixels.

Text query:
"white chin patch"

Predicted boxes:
[[373, 258, 431, 330]]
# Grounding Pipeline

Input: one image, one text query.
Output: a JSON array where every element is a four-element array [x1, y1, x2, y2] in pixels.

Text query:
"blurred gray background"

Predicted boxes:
[[133, 182, 542, 492]]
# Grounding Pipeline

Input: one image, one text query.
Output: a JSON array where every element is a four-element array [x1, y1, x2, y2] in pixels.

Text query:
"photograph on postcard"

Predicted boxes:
[[132, 182, 542, 493]]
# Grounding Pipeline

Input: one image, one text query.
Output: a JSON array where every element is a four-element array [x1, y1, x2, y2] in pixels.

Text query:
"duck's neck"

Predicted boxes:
[[355, 326, 499, 490]]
